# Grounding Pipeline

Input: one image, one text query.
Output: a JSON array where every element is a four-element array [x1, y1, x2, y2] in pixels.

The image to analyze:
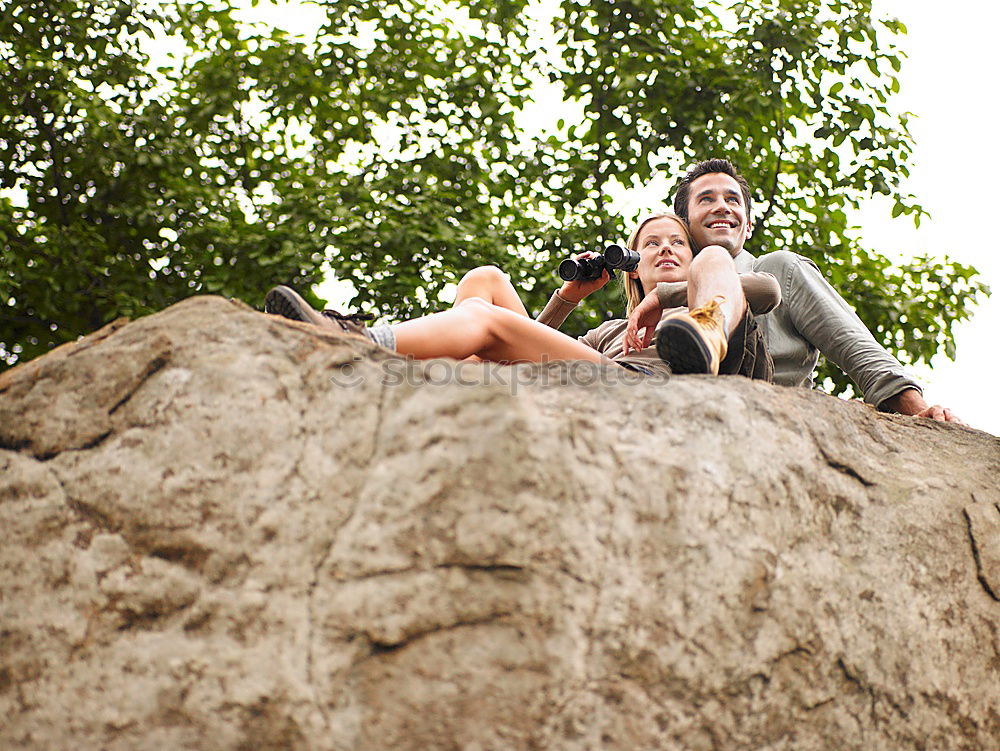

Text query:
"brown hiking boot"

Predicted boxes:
[[655, 296, 729, 375], [265, 285, 373, 341]]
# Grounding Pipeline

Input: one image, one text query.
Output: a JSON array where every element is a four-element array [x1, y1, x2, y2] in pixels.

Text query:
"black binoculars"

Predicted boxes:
[[558, 244, 640, 282]]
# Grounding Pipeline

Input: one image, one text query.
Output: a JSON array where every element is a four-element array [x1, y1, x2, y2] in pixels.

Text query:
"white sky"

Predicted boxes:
[[852, 0, 1000, 435]]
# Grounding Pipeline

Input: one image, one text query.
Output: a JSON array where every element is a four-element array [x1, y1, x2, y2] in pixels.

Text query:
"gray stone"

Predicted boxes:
[[1, 295, 998, 750]]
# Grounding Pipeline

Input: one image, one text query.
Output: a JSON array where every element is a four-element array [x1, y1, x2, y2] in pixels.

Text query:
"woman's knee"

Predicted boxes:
[[458, 265, 508, 288]]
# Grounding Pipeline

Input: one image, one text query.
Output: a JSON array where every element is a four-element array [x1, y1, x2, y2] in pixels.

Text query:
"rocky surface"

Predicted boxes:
[[1, 295, 998, 750]]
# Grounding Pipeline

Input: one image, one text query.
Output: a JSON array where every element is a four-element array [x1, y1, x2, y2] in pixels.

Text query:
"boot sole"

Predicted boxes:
[[265, 286, 328, 327], [656, 318, 713, 375], [265, 285, 374, 344]]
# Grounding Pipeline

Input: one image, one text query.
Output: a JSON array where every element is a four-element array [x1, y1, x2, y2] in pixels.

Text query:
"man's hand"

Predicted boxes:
[[623, 289, 664, 355], [883, 388, 965, 425], [558, 251, 611, 303]]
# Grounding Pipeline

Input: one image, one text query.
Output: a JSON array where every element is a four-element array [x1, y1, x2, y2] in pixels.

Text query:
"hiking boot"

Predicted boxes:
[[655, 296, 729, 375], [265, 285, 374, 340]]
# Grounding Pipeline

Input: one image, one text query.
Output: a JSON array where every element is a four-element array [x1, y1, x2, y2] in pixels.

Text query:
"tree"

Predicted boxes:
[[1, 0, 988, 398], [546, 0, 986, 393]]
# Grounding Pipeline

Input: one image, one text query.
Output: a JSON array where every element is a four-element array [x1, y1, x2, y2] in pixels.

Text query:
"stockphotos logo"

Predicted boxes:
[[329, 356, 667, 394]]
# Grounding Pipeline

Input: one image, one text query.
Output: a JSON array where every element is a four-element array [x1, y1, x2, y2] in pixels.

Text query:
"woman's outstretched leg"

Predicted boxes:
[[453, 266, 530, 317], [392, 297, 605, 364], [265, 279, 603, 365]]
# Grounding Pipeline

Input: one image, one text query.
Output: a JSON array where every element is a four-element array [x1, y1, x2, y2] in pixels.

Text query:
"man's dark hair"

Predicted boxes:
[[672, 158, 753, 225]]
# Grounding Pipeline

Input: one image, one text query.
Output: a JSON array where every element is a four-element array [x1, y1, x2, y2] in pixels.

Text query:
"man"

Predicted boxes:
[[669, 157, 958, 422]]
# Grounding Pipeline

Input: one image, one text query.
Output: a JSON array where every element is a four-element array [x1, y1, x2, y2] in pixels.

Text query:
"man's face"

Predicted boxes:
[[630, 215, 694, 295], [685, 173, 751, 256]]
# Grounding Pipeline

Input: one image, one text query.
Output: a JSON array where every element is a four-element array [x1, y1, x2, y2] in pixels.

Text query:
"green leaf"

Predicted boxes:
[[0, 0, 987, 401]]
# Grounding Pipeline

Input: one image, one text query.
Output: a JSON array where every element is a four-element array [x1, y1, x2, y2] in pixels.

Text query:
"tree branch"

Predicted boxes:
[[758, 110, 786, 232]]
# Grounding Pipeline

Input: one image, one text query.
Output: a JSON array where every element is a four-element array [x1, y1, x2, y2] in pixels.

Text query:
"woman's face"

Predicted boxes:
[[630, 216, 694, 295]]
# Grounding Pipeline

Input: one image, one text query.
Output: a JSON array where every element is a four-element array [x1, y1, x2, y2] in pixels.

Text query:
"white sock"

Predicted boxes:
[[367, 324, 396, 351]]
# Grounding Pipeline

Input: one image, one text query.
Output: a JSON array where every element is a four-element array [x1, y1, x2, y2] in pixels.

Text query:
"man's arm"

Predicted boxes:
[[882, 388, 962, 423], [755, 251, 960, 422]]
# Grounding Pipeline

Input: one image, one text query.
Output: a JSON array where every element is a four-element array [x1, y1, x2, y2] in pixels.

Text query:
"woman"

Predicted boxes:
[[265, 213, 777, 379]]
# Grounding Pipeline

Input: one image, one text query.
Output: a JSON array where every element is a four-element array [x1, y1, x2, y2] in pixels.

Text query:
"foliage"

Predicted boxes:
[[0, 0, 988, 397], [547, 0, 988, 393], [0, 0, 331, 356]]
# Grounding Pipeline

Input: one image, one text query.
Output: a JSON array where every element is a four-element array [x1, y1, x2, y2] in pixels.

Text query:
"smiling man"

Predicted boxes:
[[671, 157, 959, 422]]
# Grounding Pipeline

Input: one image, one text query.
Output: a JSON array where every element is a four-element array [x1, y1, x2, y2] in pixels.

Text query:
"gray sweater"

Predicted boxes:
[[733, 249, 921, 408]]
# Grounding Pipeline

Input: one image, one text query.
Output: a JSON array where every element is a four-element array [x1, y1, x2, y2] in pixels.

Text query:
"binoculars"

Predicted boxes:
[[558, 244, 640, 282]]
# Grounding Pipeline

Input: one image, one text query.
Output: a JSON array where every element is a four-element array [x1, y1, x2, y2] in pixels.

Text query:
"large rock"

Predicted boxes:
[[1, 296, 998, 750]]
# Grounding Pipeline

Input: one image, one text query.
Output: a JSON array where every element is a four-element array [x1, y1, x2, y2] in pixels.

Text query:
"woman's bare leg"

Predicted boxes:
[[453, 265, 530, 317], [392, 298, 605, 364]]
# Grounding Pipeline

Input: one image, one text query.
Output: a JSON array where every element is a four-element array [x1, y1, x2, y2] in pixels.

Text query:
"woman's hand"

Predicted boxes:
[[623, 288, 664, 355], [558, 251, 611, 303]]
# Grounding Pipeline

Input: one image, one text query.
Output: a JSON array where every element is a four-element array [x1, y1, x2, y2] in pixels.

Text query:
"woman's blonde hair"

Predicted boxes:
[[621, 212, 692, 315]]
